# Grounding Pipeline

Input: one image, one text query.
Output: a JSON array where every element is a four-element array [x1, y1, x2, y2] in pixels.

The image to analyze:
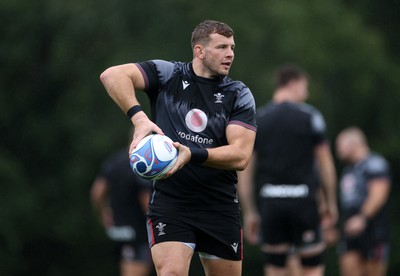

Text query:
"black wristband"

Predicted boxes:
[[189, 147, 208, 164], [126, 105, 142, 119]]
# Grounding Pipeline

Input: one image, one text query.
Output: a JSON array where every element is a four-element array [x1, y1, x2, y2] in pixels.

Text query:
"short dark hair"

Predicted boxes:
[[274, 64, 309, 89], [191, 20, 234, 49]]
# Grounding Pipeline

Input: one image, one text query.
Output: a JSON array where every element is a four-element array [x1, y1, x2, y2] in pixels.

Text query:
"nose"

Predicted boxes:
[[227, 48, 234, 59]]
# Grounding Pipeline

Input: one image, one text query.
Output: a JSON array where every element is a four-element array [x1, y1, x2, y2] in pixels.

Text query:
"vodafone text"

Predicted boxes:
[[177, 131, 214, 145]]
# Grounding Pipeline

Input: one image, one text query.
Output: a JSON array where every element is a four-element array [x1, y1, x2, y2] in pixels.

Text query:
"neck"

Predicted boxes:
[[192, 58, 213, 79], [273, 88, 299, 103]]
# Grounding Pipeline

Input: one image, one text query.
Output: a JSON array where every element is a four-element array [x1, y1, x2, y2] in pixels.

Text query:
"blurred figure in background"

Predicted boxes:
[[238, 64, 338, 276], [91, 147, 152, 276], [336, 127, 391, 276]]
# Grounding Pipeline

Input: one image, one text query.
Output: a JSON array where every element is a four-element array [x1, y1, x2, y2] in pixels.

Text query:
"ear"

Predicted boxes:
[[194, 44, 204, 59]]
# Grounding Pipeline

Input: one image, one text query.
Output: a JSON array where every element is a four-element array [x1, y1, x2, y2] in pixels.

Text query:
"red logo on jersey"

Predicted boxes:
[[185, 109, 207, 133]]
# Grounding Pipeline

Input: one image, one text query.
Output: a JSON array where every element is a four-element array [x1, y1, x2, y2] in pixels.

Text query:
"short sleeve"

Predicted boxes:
[[365, 155, 390, 181], [135, 60, 175, 95], [310, 109, 327, 145], [227, 86, 257, 132]]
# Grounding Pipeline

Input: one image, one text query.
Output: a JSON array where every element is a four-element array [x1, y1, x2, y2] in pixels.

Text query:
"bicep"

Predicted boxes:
[[314, 142, 333, 165], [368, 178, 391, 201], [90, 177, 109, 202], [226, 124, 256, 160]]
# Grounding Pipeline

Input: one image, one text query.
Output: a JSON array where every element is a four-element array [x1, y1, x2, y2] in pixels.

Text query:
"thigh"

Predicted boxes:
[[120, 261, 150, 276], [151, 241, 194, 276], [365, 242, 389, 276], [340, 251, 363, 276], [201, 258, 242, 276], [195, 209, 243, 261]]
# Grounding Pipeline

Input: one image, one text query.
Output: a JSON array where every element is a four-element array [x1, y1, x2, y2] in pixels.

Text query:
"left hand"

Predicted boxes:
[[321, 203, 339, 229], [164, 142, 192, 177], [344, 214, 367, 237]]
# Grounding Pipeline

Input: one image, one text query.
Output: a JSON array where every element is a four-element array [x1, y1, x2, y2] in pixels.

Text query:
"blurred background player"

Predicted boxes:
[[336, 127, 391, 276], [238, 64, 338, 276], [91, 147, 152, 276]]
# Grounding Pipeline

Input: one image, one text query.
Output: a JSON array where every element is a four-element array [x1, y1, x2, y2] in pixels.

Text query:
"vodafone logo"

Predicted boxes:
[[185, 108, 207, 133]]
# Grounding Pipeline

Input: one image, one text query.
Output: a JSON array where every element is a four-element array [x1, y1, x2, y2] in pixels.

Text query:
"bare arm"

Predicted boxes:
[[205, 124, 256, 171], [168, 124, 256, 176], [90, 177, 113, 227], [345, 178, 390, 236], [361, 178, 390, 219], [138, 190, 150, 215], [100, 64, 163, 150], [237, 153, 261, 245], [315, 142, 338, 226], [237, 153, 258, 213]]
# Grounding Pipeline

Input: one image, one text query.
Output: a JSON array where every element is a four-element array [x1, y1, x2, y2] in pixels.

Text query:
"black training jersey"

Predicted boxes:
[[136, 60, 257, 212], [339, 153, 391, 228], [254, 102, 327, 199], [99, 149, 150, 242]]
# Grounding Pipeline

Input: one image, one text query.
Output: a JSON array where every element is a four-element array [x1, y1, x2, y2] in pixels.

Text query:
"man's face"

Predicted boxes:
[[201, 33, 235, 77], [336, 135, 353, 162], [292, 77, 309, 102]]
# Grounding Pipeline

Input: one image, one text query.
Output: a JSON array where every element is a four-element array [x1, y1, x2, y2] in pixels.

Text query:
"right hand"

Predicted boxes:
[[129, 112, 164, 153], [243, 211, 261, 245]]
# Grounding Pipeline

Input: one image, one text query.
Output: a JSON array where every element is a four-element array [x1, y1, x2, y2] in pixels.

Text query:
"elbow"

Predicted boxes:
[[99, 67, 115, 86], [234, 155, 250, 171]]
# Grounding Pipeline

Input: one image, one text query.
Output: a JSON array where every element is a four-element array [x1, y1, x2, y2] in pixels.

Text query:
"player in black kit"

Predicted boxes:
[[336, 127, 391, 276], [100, 20, 257, 276], [238, 64, 337, 276], [91, 149, 152, 276]]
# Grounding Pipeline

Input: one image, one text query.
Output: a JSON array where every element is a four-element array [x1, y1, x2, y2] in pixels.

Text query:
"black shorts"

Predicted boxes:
[[338, 232, 390, 262], [113, 241, 152, 264], [260, 198, 322, 249], [147, 209, 243, 261]]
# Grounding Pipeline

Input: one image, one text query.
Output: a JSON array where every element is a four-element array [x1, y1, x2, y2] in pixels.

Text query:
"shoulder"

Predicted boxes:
[[221, 78, 248, 93], [256, 102, 274, 117], [365, 153, 389, 174], [223, 79, 255, 103], [297, 103, 322, 116], [298, 103, 326, 132], [146, 60, 190, 83]]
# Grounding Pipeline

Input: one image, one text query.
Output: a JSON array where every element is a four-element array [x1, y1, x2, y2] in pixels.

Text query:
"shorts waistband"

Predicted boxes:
[[260, 184, 309, 198]]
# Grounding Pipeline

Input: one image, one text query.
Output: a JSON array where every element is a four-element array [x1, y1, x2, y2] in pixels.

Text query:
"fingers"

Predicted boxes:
[[166, 143, 190, 177], [128, 120, 164, 153]]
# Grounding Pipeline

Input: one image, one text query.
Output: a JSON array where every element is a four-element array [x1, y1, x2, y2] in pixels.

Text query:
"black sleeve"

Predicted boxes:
[[310, 109, 327, 145], [228, 86, 257, 132], [135, 61, 160, 94], [364, 155, 390, 181]]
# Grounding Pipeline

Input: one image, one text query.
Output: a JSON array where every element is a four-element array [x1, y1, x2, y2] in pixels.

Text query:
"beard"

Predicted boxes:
[[202, 57, 228, 78]]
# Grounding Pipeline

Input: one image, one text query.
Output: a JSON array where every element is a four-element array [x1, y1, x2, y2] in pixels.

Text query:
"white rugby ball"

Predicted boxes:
[[129, 134, 178, 180]]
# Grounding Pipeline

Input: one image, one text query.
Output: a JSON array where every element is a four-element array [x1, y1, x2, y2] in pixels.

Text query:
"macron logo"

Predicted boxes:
[[182, 80, 190, 90], [231, 243, 238, 253]]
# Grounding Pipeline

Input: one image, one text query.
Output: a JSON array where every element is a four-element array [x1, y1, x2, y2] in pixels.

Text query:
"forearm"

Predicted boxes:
[[100, 66, 140, 111], [320, 163, 337, 207], [360, 180, 390, 219], [237, 154, 258, 213], [315, 143, 337, 207], [204, 145, 250, 171], [201, 124, 256, 171]]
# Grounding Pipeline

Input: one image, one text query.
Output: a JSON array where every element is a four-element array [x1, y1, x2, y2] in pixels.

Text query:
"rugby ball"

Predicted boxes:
[[129, 134, 178, 180]]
